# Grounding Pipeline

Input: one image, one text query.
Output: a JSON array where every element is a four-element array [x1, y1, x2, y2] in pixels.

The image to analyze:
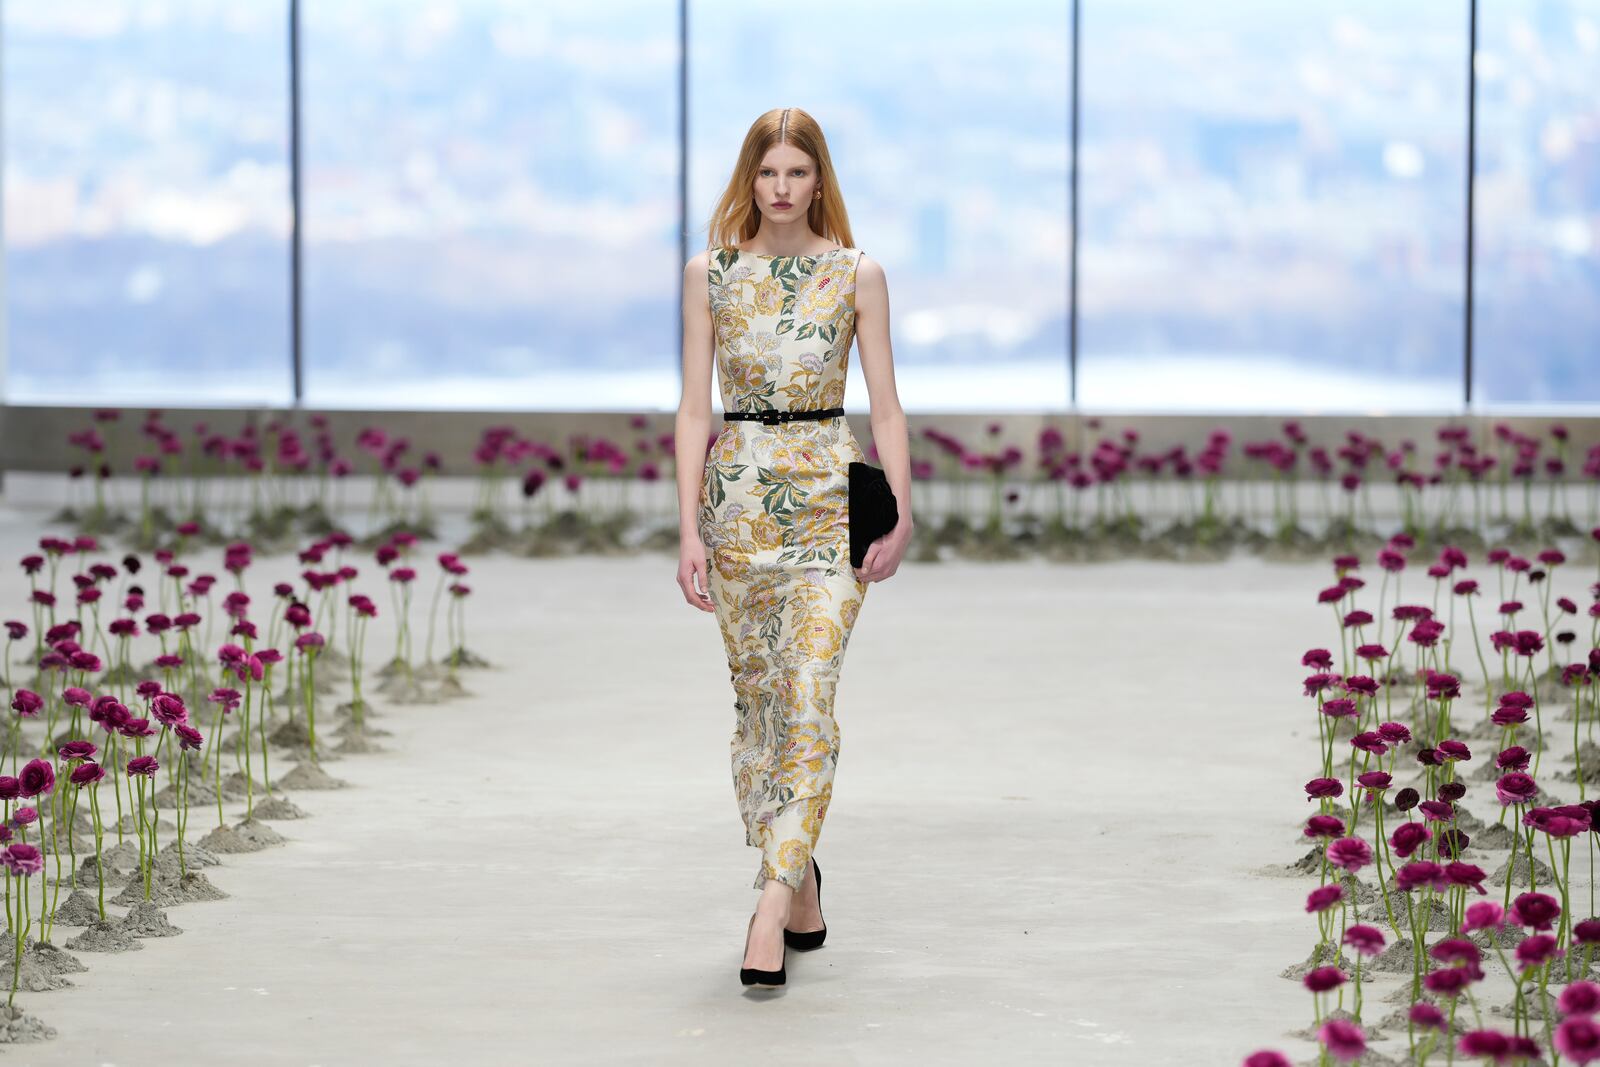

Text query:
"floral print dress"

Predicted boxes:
[[697, 243, 870, 891]]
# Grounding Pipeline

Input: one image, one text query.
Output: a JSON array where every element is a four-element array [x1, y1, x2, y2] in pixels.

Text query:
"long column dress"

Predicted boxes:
[[696, 243, 871, 891]]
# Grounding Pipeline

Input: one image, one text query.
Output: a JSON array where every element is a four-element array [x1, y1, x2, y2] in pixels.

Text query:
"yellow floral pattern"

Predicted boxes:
[[698, 245, 870, 891]]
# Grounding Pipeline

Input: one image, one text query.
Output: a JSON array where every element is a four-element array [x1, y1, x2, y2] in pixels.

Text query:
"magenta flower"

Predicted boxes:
[[1496, 772, 1539, 806], [174, 724, 204, 751], [151, 693, 188, 726], [1555, 1017, 1600, 1064], [1511, 891, 1561, 931], [1320, 698, 1358, 719], [1391, 822, 1432, 859], [1516, 934, 1563, 971], [1424, 967, 1475, 998], [1410, 1002, 1447, 1031], [1496, 747, 1532, 772], [56, 743, 96, 768], [2, 843, 43, 876], [18, 758, 54, 798], [1242, 1053, 1291, 1067], [1306, 885, 1344, 913], [9, 689, 42, 718], [1376, 721, 1412, 744], [69, 761, 105, 786], [1418, 800, 1454, 822], [11, 807, 37, 827], [1342, 924, 1385, 957], [1457, 1029, 1513, 1059], [125, 755, 159, 777], [1305, 777, 1344, 801], [0, 777, 18, 802], [1325, 837, 1372, 872], [1575, 919, 1600, 945], [1560, 981, 1600, 1017], [1316, 1018, 1365, 1061], [1304, 815, 1346, 838], [1303, 965, 1346, 993], [1396, 861, 1447, 892]]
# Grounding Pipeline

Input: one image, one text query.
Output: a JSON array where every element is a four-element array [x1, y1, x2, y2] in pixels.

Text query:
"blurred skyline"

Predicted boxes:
[[2, 0, 1597, 412]]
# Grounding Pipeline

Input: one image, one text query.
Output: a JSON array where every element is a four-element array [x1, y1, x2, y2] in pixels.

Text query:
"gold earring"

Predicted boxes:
[[813, 190, 822, 199]]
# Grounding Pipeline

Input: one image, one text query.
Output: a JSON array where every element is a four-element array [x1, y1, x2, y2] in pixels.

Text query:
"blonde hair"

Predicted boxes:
[[704, 107, 855, 252]]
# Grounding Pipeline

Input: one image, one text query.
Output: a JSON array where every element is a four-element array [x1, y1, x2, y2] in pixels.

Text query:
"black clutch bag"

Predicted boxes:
[[847, 461, 899, 568]]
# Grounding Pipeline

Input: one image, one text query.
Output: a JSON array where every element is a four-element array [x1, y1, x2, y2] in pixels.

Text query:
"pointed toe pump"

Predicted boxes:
[[739, 913, 787, 989], [783, 857, 827, 951]]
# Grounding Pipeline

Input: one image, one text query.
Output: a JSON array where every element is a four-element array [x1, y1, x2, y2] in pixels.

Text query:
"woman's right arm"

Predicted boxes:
[[675, 251, 716, 613]]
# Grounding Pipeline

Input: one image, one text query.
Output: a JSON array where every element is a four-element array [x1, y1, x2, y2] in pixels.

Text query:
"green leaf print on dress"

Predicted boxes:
[[700, 243, 872, 892]]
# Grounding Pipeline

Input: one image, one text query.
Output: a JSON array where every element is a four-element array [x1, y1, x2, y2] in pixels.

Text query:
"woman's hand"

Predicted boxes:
[[853, 520, 912, 584], [678, 538, 716, 612]]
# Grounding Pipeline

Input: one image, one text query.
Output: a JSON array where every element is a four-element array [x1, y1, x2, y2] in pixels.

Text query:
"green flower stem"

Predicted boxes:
[[89, 785, 104, 921]]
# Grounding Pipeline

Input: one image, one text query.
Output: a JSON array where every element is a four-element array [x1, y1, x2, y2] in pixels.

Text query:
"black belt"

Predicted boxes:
[[724, 407, 845, 426]]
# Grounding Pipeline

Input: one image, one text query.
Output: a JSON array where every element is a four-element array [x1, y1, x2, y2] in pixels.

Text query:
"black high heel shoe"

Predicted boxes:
[[784, 857, 827, 951], [739, 913, 787, 989]]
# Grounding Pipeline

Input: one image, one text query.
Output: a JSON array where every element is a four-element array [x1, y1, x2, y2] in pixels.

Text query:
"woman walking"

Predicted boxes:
[[674, 107, 913, 989]]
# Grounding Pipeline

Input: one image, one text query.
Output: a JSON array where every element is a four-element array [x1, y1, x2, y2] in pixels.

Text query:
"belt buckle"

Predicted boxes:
[[758, 410, 783, 426]]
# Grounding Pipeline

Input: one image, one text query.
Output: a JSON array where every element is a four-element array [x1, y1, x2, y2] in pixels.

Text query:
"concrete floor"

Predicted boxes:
[[0, 500, 1361, 1065]]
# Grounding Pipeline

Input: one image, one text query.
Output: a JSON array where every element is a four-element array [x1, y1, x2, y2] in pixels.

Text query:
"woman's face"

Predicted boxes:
[[753, 144, 820, 223]]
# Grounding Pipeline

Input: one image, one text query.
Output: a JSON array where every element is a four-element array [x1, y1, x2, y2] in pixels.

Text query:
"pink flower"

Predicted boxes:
[[1556, 1016, 1600, 1063], [1496, 772, 1539, 806], [1242, 1053, 1291, 1067], [2, 843, 42, 876], [1325, 837, 1372, 873], [1306, 885, 1344, 913], [1342, 924, 1385, 957], [1303, 965, 1346, 993], [1461, 901, 1507, 933], [1316, 1018, 1365, 1061], [1516, 934, 1563, 971], [1511, 891, 1561, 931], [1410, 1002, 1447, 1031], [125, 755, 159, 777], [1559, 981, 1600, 1017], [69, 761, 105, 786]]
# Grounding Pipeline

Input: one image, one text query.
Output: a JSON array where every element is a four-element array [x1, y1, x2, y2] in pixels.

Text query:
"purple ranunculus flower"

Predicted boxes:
[[18, 757, 55, 798], [1391, 822, 1432, 859], [56, 739, 97, 762], [1511, 891, 1562, 932], [1325, 837, 1372, 873], [1559, 981, 1600, 1018], [1555, 1016, 1600, 1063], [174, 724, 205, 752], [69, 761, 105, 786], [1409, 1002, 1446, 1031], [1316, 1018, 1364, 1060], [2, 843, 43, 876], [1496, 772, 1539, 806], [1306, 885, 1344, 913], [125, 755, 159, 778]]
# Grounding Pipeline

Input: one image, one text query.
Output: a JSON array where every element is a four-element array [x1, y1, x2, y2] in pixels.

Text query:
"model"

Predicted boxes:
[[674, 107, 913, 990]]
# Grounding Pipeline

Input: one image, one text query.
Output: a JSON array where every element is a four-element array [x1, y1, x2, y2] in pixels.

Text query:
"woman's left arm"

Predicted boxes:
[[851, 253, 914, 584]]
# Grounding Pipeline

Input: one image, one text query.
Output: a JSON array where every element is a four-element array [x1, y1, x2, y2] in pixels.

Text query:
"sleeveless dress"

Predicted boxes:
[[697, 243, 871, 892]]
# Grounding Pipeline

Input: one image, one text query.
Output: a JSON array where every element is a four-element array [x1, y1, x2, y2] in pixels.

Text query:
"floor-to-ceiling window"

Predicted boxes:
[[1077, 0, 1469, 413], [2, 0, 291, 405], [688, 0, 1071, 413], [1471, 0, 1600, 408]]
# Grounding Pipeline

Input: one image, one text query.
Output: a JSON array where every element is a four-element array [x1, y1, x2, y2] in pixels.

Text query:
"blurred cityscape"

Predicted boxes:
[[2, 0, 1596, 412]]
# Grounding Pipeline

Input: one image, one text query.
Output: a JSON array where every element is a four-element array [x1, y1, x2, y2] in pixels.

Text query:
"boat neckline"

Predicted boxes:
[[722, 244, 849, 259]]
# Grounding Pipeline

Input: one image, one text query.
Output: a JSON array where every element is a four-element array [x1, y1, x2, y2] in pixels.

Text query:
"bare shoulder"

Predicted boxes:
[[683, 249, 712, 278], [854, 252, 887, 287]]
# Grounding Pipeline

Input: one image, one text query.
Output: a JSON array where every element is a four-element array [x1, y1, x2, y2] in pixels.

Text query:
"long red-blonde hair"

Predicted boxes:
[[703, 107, 856, 252]]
